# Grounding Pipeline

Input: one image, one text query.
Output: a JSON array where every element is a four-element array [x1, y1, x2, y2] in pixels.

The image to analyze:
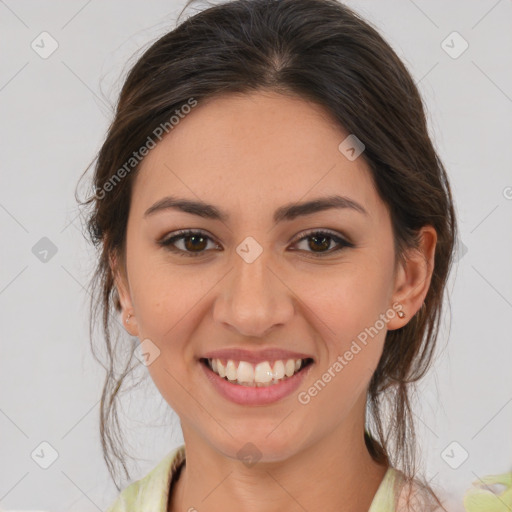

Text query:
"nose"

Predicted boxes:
[[212, 249, 295, 338]]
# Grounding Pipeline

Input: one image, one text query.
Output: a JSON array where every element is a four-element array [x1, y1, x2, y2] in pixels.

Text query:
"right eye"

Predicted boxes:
[[158, 229, 221, 257]]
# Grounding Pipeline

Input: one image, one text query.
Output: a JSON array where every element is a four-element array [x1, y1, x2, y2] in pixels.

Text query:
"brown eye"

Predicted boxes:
[[292, 230, 354, 256], [182, 233, 208, 252], [307, 234, 331, 252], [158, 230, 219, 257]]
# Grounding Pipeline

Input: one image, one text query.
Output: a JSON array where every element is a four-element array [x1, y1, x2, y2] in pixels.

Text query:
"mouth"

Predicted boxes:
[[200, 357, 315, 387]]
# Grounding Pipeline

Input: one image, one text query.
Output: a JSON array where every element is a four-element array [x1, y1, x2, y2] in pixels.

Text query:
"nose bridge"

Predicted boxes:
[[213, 241, 293, 337]]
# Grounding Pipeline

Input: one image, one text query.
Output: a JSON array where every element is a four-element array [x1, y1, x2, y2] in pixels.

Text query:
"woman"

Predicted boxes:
[[76, 0, 509, 510]]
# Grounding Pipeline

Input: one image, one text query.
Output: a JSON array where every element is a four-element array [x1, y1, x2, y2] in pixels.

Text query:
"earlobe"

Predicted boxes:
[[387, 225, 437, 330], [123, 311, 139, 337]]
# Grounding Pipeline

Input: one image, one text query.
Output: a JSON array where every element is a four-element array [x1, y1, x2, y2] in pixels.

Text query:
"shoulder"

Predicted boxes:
[[387, 468, 445, 512], [369, 467, 437, 512], [395, 479, 443, 512], [462, 471, 512, 512], [105, 444, 186, 512], [394, 469, 512, 512]]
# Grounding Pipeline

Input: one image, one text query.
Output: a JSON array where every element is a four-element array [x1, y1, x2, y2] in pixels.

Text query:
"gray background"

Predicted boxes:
[[1, 0, 511, 511]]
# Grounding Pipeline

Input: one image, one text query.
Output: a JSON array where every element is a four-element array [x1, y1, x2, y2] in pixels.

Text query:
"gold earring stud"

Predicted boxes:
[[397, 310, 405, 318]]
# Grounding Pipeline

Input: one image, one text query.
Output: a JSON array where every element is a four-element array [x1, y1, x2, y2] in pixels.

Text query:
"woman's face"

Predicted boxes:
[[114, 90, 430, 462]]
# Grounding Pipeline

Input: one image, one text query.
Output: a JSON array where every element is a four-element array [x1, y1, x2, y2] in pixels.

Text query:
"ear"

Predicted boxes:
[[109, 251, 140, 337], [387, 225, 437, 330]]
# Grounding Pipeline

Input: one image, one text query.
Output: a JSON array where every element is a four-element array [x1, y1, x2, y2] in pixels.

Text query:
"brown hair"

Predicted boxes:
[[76, 0, 457, 506]]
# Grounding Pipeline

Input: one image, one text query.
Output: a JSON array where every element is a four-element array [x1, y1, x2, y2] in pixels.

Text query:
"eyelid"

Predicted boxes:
[[292, 227, 353, 246]]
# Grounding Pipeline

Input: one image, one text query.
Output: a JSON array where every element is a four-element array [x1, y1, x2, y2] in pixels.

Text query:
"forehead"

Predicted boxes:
[[132, 90, 382, 224]]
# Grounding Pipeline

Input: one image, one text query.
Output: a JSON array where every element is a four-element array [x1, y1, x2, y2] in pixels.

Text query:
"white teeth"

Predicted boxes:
[[272, 360, 285, 380], [217, 359, 226, 378], [254, 361, 273, 383], [237, 361, 254, 384], [285, 359, 295, 377], [207, 357, 309, 386], [226, 360, 237, 381]]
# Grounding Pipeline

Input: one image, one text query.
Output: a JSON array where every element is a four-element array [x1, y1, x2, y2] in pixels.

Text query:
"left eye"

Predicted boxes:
[[292, 230, 353, 255], [158, 229, 353, 257]]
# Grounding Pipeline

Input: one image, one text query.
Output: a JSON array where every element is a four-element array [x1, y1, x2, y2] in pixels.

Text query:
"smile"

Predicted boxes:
[[201, 357, 314, 387]]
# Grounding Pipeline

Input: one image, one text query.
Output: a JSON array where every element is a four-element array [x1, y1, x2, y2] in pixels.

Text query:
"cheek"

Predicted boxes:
[[126, 259, 197, 376], [292, 262, 390, 385], [295, 261, 391, 335], [128, 243, 200, 336], [131, 271, 201, 413], [300, 290, 387, 416]]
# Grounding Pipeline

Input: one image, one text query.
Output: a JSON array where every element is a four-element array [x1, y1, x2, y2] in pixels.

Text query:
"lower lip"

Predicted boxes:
[[200, 360, 313, 406]]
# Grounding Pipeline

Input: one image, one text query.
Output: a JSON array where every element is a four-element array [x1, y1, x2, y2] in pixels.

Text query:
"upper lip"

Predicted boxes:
[[200, 348, 315, 365]]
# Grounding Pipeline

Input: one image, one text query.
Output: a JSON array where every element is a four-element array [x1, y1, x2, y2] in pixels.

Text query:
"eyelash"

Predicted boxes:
[[157, 229, 354, 258]]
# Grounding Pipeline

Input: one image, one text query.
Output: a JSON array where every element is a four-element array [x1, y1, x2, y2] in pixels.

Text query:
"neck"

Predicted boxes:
[[168, 412, 388, 512]]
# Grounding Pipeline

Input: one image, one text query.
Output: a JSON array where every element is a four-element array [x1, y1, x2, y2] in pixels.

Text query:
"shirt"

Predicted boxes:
[[104, 444, 512, 512]]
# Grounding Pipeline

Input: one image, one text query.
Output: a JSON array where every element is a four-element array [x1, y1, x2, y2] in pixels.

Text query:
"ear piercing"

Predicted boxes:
[[396, 302, 426, 319]]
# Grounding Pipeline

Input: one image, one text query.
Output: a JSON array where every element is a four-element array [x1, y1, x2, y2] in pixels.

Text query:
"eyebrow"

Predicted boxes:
[[144, 194, 368, 223]]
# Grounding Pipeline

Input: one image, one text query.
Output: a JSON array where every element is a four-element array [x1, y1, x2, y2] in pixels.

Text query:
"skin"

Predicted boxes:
[[112, 90, 437, 512]]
